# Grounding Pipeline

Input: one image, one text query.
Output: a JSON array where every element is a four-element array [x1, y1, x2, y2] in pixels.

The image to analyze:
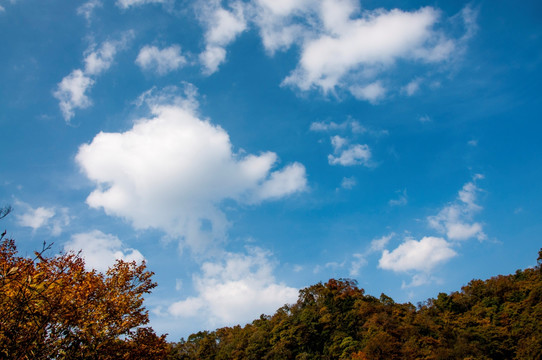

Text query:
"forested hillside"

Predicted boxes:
[[168, 250, 542, 360]]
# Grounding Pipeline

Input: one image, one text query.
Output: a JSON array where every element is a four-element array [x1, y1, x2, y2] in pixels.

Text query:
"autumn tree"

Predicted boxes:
[[168, 251, 542, 360], [0, 231, 167, 359]]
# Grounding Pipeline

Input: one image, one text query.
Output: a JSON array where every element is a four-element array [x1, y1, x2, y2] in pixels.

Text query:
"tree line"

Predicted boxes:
[[167, 252, 542, 359], [1, 205, 540, 359]]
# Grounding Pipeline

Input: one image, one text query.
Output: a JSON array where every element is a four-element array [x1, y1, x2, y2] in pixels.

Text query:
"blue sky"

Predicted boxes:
[[1, 0, 541, 340]]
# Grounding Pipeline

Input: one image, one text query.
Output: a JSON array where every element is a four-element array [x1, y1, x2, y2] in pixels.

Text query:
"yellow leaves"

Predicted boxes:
[[6, 265, 17, 276], [0, 236, 167, 359]]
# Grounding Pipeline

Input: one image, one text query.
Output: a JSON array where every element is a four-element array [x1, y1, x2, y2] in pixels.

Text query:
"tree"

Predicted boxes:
[[0, 231, 168, 359], [0, 206, 11, 220]]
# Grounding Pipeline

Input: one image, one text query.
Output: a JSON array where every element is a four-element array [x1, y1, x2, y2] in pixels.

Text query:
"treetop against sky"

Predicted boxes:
[[1, 0, 541, 339]]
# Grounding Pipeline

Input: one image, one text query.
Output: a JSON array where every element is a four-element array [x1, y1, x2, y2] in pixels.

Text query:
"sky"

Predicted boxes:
[[1, 0, 541, 340]]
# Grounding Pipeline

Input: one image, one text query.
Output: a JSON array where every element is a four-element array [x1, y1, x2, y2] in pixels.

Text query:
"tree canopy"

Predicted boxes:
[[168, 250, 542, 360], [0, 231, 168, 359]]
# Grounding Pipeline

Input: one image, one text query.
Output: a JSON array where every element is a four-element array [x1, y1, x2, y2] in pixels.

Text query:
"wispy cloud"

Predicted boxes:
[[401, 78, 422, 96], [428, 175, 486, 241], [340, 176, 356, 190], [116, 0, 167, 9], [77, 0, 102, 23], [53, 33, 133, 122], [350, 233, 394, 276], [389, 189, 408, 207], [15, 201, 70, 236]]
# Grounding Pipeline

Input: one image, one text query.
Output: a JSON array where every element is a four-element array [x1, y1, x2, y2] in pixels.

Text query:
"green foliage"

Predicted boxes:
[[168, 250, 542, 360]]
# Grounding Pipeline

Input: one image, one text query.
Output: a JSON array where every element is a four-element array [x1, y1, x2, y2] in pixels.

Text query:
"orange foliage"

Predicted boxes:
[[0, 232, 167, 359]]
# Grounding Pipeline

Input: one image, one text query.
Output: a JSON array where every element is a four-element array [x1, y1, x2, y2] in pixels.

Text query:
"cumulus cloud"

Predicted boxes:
[[15, 201, 70, 236], [53, 70, 94, 121], [379, 236, 457, 272], [136, 45, 187, 75], [76, 86, 307, 252], [198, 0, 247, 74], [281, 5, 457, 94], [54, 35, 132, 122], [428, 176, 486, 241], [328, 136, 371, 166], [194, 1, 474, 102], [64, 230, 144, 272], [169, 247, 298, 326]]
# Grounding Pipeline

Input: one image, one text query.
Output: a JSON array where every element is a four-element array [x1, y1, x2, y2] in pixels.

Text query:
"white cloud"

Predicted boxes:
[[402, 78, 422, 96], [199, 1, 474, 102], [328, 138, 371, 166], [389, 189, 408, 206], [84, 41, 118, 76], [310, 121, 347, 132], [349, 253, 367, 276], [370, 233, 394, 252], [198, 1, 247, 74], [252, 163, 307, 202], [330, 135, 348, 150], [340, 176, 356, 190], [64, 230, 144, 272], [17, 206, 55, 231], [282, 6, 454, 94], [116, 0, 167, 9], [349, 82, 386, 104], [0, 5, 5, 12], [349, 232, 394, 276], [15, 202, 70, 236], [136, 45, 187, 75], [250, 0, 313, 53], [53, 70, 94, 121], [169, 247, 298, 327], [428, 176, 486, 241], [199, 46, 227, 75], [76, 86, 307, 252], [419, 114, 432, 122], [379, 236, 457, 272], [401, 273, 434, 288], [310, 119, 367, 134], [77, 0, 102, 22], [54, 35, 131, 122]]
